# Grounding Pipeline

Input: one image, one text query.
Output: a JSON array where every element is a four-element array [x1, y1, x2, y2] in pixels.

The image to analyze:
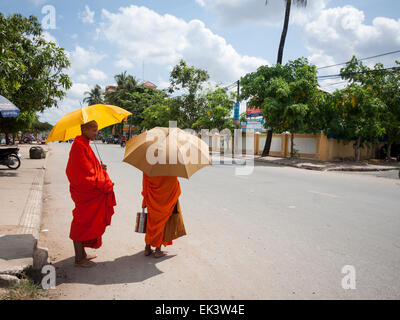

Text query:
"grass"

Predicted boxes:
[[0, 271, 49, 300]]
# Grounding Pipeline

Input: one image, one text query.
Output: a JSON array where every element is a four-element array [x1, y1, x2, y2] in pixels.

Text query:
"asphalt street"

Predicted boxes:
[[39, 142, 400, 299]]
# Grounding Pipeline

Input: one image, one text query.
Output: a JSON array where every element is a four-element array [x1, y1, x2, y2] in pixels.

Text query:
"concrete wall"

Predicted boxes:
[[205, 131, 382, 161], [322, 136, 380, 161]]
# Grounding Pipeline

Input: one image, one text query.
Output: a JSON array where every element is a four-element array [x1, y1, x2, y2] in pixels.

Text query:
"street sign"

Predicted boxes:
[[246, 105, 263, 117], [246, 119, 264, 131]]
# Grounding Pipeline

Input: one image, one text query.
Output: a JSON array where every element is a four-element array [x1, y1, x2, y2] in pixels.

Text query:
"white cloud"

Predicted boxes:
[[155, 78, 171, 90], [99, 5, 268, 84], [69, 82, 91, 97], [78, 5, 95, 24], [115, 58, 134, 69], [40, 45, 109, 124], [40, 45, 108, 124], [67, 45, 106, 75], [304, 5, 400, 70], [86, 69, 108, 81], [30, 0, 48, 6], [196, 0, 327, 26], [88, 69, 107, 81], [39, 82, 92, 124]]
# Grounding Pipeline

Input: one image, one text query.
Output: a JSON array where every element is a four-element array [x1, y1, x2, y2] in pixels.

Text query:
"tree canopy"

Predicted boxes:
[[102, 60, 234, 133], [0, 13, 72, 134]]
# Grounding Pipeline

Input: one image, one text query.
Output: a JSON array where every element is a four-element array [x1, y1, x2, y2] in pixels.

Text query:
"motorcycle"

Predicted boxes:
[[0, 148, 22, 170]]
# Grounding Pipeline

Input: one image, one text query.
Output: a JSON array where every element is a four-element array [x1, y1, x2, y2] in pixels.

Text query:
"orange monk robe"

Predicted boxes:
[[141, 173, 181, 248], [66, 135, 116, 249]]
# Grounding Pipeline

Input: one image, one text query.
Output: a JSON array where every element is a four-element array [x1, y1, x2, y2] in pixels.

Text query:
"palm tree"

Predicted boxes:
[[114, 71, 128, 87], [83, 84, 104, 106], [261, 0, 307, 156], [114, 71, 138, 90], [108, 72, 139, 136]]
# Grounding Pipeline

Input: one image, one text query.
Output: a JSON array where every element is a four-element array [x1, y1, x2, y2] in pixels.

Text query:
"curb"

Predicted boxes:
[[325, 167, 400, 172], [17, 148, 49, 238], [252, 157, 400, 173]]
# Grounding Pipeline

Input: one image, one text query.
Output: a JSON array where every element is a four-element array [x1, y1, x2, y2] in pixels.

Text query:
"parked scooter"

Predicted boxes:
[[0, 148, 22, 169]]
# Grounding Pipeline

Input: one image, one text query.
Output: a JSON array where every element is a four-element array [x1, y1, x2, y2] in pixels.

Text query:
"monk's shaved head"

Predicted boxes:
[[81, 120, 98, 141], [81, 120, 98, 131]]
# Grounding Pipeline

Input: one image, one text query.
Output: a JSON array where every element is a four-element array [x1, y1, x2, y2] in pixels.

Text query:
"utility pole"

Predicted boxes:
[[129, 113, 133, 139]]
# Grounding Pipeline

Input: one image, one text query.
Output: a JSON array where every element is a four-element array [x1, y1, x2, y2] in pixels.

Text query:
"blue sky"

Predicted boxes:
[[1, 0, 400, 124]]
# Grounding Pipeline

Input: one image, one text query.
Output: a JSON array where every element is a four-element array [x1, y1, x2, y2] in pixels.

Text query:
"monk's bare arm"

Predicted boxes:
[[141, 173, 147, 208]]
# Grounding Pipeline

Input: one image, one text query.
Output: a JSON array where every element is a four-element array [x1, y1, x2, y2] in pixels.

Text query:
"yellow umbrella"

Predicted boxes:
[[123, 127, 211, 179], [46, 104, 132, 143]]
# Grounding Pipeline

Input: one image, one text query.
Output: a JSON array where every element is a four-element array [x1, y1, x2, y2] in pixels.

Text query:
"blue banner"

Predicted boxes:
[[233, 102, 240, 121]]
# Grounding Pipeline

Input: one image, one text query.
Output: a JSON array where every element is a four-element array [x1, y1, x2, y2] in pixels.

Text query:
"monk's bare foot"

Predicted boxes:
[[74, 259, 96, 268], [84, 254, 97, 260], [144, 245, 153, 256], [154, 250, 168, 258]]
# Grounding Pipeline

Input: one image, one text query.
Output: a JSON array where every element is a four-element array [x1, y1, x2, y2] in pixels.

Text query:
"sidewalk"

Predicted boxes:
[[0, 144, 48, 279], [212, 151, 400, 173]]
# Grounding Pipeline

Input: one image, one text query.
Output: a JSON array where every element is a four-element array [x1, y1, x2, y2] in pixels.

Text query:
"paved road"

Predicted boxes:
[[39, 142, 400, 299]]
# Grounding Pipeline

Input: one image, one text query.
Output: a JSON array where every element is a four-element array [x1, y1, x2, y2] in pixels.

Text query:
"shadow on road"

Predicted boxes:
[[53, 252, 176, 286], [0, 168, 19, 177], [211, 160, 282, 168]]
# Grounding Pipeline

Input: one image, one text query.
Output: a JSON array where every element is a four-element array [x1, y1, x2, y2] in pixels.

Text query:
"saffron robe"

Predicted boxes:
[[141, 173, 181, 248], [66, 135, 116, 249]]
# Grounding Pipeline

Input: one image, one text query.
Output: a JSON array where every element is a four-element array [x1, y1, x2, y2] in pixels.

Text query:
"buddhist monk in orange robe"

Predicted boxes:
[[66, 121, 116, 268], [141, 173, 181, 258]]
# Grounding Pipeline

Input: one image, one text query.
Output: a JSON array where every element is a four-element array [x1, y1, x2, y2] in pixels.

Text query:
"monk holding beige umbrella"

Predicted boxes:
[[123, 126, 211, 258]]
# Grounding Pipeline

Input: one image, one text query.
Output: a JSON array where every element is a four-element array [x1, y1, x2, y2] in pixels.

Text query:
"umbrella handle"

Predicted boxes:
[[93, 140, 103, 164]]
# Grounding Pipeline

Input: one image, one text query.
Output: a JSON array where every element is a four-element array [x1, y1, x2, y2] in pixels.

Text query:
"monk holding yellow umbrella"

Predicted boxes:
[[123, 126, 210, 258], [47, 104, 131, 267]]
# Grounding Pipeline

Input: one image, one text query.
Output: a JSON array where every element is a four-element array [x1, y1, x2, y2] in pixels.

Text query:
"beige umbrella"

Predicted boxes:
[[123, 127, 211, 178]]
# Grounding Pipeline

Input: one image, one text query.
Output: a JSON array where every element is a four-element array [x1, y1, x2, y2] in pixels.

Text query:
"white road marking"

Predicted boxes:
[[308, 190, 338, 198]]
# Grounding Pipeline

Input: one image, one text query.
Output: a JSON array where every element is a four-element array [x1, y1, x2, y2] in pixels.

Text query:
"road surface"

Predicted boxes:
[[39, 142, 400, 299]]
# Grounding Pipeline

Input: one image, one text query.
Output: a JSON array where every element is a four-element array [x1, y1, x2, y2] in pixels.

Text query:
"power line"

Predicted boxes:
[[221, 81, 237, 90], [317, 66, 400, 80], [219, 50, 400, 91], [319, 80, 348, 88], [316, 49, 400, 70]]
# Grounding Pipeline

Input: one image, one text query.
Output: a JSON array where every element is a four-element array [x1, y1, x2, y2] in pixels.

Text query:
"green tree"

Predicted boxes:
[[0, 13, 72, 136], [106, 72, 169, 132], [241, 57, 320, 157], [31, 119, 53, 133], [83, 84, 104, 106], [168, 59, 210, 128], [192, 88, 235, 131], [141, 100, 173, 129], [239, 112, 247, 125], [340, 57, 400, 159], [328, 84, 385, 161]]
